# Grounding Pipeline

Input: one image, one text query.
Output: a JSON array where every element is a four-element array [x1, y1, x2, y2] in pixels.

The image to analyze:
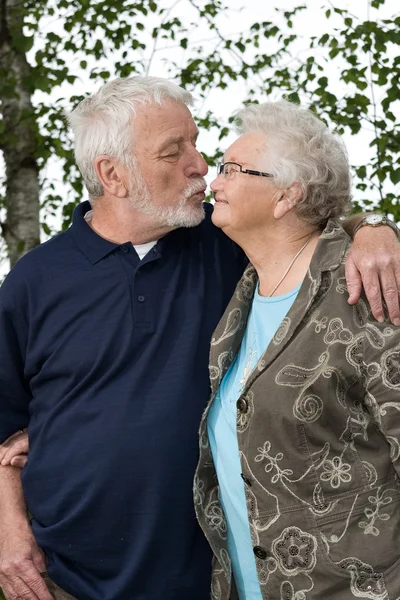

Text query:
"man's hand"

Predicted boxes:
[[0, 431, 29, 468], [0, 490, 53, 600], [345, 226, 400, 325]]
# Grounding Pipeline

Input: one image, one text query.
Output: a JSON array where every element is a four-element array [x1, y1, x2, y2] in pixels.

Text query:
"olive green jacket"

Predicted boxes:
[[194, 220, 400, 600]]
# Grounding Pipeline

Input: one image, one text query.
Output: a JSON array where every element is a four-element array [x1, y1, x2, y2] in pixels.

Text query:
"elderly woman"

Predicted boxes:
[[194, 101, 400, 600]]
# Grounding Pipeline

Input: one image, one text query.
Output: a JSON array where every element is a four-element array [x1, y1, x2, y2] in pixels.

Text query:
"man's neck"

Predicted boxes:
[[86, 198, 176, 245]]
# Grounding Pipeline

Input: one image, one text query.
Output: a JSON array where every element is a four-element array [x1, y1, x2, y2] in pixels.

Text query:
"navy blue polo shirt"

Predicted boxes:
[[0, 201, 247, 600]]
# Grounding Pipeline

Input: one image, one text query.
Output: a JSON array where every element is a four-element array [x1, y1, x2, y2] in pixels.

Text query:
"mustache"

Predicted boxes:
[[183, 178, 207, 199]]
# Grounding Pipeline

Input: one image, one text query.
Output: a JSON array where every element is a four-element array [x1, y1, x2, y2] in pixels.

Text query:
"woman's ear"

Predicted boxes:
[[273, 181, 302, 220]]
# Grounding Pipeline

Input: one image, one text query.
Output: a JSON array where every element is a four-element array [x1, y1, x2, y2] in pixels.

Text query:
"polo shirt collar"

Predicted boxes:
[[71, 201, 119, 264], [71, 201, 185, 264]]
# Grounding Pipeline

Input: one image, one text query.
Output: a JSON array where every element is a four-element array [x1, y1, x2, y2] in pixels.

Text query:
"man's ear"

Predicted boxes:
[[93, 155, 129, 198], [273, 181, 302, 220]]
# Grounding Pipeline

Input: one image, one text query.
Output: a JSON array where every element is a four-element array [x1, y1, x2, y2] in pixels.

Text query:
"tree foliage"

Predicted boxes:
[[261, 1, 400, 218], [0, 0, 399, 271]]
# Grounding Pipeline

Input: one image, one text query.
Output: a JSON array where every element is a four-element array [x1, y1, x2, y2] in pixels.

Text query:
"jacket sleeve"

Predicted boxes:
[[0, 279, 31, 443], [362, 316, 400, 474]]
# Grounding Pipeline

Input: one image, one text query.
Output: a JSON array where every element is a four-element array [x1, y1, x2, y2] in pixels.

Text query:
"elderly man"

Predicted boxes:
[[0, 76, 399, 600]]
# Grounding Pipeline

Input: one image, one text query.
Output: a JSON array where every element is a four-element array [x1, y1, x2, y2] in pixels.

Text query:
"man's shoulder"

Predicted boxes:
[[13, 227, 71, 267], [1, 229, 72, 297]]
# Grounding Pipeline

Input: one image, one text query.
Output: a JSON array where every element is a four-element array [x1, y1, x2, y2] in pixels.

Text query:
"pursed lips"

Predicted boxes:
[[191, 187, 207, 196]]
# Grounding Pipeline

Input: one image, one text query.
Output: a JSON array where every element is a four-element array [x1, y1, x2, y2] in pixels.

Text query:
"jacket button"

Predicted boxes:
[[240, 473, 252, 487], [237, 398, 248, 413], [253, 546, 268, 560]]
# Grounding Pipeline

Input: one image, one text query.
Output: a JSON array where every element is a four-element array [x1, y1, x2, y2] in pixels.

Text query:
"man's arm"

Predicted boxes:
[[342, 213, 400, 325], [0, 275, 52, 600], [0, 467, 52, 600]]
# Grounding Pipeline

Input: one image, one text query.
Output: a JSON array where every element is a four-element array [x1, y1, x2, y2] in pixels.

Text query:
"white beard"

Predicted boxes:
[[128, 168, 206, 228]]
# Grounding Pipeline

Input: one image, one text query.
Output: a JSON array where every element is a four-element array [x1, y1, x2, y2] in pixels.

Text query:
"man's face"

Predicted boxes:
[[127, 100, 208, 228]]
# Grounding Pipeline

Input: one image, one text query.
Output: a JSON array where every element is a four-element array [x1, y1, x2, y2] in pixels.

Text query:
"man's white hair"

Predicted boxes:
[[235, 100, 352, 226], [66, 76, 193, 200]]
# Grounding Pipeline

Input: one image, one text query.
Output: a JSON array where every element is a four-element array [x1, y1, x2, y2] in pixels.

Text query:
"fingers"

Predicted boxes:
[[345, 255, 385, 322], [0, 561, 52, 600], [0, 575, 40, 600], [348, 223, 400, 324], [0, 431, 29, 466], [21, 568, 53, 600], [361, 271, 385, 323], [346, 233, 400, 324], [1, 439, 28, 466], [378, 266, 400, 326], [31, 546, 48, 577], [347, 262, 400, 325], [345, 257, 363, 306], [10, 455, 28, 469], [356, 256, 400, 324]]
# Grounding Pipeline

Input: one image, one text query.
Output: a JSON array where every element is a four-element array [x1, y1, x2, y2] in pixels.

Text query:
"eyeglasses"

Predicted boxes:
[[217, 162, 274, 180]]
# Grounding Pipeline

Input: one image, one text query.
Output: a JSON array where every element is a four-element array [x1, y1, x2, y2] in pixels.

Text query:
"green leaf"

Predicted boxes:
[[390, 170, 400, 185], [12, 34, 34, 53]]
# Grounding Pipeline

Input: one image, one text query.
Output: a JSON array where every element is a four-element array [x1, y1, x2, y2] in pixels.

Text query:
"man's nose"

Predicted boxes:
[[188, 148, 208, 177]]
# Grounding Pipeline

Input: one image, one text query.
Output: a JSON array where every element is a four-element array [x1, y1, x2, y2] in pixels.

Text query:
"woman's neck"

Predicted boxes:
[[237, 225, 321, 297]]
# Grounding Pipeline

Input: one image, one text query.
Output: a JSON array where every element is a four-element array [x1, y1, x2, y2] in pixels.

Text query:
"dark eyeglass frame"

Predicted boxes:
[[218, 161, 274, 179]]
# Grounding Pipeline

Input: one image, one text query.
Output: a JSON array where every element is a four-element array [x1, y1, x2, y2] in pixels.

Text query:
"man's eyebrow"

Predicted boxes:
[[158, 135, 185, 152], [158, 130, 199, 153]]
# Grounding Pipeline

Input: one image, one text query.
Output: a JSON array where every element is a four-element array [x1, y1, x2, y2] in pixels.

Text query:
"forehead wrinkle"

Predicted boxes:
[[156, 124, 199, 153], [136, 101, 196, 147]]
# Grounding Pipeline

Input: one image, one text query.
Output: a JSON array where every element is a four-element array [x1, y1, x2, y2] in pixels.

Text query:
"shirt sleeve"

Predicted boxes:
[[362, 316, 400, 475], [0, 279, 31, 443]]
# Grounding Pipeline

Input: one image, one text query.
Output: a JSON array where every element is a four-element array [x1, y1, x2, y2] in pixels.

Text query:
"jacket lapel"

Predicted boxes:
[[209, 264, 258, 396]]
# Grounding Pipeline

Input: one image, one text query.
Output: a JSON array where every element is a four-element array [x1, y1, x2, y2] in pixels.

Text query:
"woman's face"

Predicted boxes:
[[210, 133, 282, 238]]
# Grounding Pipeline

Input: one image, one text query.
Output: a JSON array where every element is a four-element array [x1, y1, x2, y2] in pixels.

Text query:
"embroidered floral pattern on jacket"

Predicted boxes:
[[272, 527, 317, 576], [320, 456, 352, 489]]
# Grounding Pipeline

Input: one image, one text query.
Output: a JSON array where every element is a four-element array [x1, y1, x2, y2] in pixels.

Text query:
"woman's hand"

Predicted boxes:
[[0, 430, 29, 468]]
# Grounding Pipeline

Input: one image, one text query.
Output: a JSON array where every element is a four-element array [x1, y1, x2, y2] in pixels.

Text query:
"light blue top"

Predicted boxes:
[[207, 282, 301, 599]]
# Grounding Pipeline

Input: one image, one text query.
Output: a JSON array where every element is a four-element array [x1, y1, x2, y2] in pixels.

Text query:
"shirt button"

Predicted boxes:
[[237, 398, 248, 413], [240, 473, 252, 487], [138, 295, 145, 302], [121, 245, 129, 253], [253, 546, 268, 560]]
